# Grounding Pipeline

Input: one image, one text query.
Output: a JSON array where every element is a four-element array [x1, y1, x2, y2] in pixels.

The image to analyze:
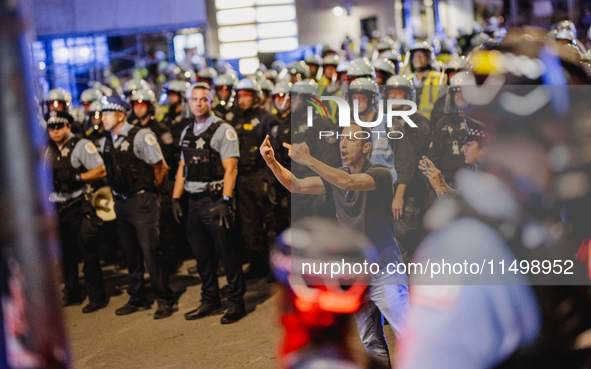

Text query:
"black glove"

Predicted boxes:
[[172, 198, 183, 224], [209, 198, 233, 229]]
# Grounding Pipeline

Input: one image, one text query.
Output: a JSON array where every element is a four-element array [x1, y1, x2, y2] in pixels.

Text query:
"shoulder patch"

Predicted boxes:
[[225, 128, 238, 142], [84, 141, 97, 154], [145, 133, 157, 146], [161, 132, 174, 145]]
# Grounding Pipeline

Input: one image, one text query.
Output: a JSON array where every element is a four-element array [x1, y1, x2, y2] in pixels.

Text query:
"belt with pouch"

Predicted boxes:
[[188, 182, 223, 200], [56, 193, 88, 213], [112, 189, 147, 200]]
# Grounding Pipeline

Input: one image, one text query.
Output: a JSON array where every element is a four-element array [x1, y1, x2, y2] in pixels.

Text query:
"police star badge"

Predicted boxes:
[[195, 137, 206, 149], [120, 141, 130, 151]]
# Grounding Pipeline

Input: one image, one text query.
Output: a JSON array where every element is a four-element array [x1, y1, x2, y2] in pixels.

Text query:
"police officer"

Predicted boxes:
[[44, 88, 72, 113], [44, 88, 82, 135], [122, 78, 150, 100], [382, 75, 430, 259], [318, 54, 339, 92], [231, 78, 279, 279], [212, 73, 239, 121], [80, 99, 124, 269], [408, 41, 446, 121], [288, 79, 340, 221], [264, 69, 278, 84], [161, 80, 193, 182], [45, 111, 107, 313], [287, 60, 311, 84], [99, 96, 177, 319], [172, 82, 246, 324], [304, 55, 323, 81], [161, 80, 192, 139], [426, 71, 471, 188], [323, 60, 350, 124], [379, 49, 403, 74], [372, 58, 396, 85], [420, 117, 487, 199], [80, 87, 103, 114], [82, 100, 104, 146], [429, 55, 469, 126], [197, 67, 218, 89], [436, 38, 458, 64], [258, 78, 275, 114], [270, 81, 292, 232], [128, 89, 178, 273], [346, 57, 376, 83], [122, 79, 151, 123], [128, 89, 174, 166]]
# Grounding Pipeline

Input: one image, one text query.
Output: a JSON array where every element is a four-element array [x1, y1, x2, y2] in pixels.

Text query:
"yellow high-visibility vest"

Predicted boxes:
[[413, 70, 445, 120], [318, 75, 331, 94]]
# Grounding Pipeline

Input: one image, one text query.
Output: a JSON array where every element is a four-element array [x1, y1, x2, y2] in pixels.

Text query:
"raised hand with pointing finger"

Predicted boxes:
[[260, 135, 276, 165]]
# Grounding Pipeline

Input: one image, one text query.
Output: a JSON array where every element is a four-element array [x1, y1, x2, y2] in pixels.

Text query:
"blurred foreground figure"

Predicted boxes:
[[272, 218, 388, 369], [397, 28, 591, 369]]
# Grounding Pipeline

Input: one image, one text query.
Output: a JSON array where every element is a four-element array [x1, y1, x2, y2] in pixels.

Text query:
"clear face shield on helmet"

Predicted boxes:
[[273, 92, 291, 113], [347, 89, 378, 117], [444, 86, 469, 114]]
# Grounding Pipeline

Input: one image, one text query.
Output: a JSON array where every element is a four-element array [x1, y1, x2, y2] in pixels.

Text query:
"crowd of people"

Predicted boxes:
[[43, 19, 591, 368]]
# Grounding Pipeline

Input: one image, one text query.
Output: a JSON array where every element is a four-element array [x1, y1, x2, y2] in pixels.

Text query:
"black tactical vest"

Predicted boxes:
[[180, 121, 225, 182], [48, 137, 86, 193], [102, 126, 156, 195], [234, 109, 265, 173]]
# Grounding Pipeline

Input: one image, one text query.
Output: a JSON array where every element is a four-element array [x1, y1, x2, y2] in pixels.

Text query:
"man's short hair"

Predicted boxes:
[[192, 82, 211, 93]]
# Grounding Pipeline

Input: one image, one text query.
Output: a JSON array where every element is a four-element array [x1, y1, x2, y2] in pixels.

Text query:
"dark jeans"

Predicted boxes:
[[186, 194, 245, 307], [57, 195, 106, 304], [114, 191, 175, 307]]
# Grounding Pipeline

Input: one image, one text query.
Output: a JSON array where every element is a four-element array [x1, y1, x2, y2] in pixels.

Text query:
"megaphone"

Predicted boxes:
[[91, 186, 116, 221]]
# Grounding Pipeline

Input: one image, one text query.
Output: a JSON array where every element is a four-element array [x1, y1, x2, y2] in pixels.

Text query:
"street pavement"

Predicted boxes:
[[63, 261, 395, 369]]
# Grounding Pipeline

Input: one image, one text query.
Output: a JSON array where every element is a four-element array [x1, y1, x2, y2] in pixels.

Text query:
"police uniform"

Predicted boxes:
[[162, 109, 189, 149], [273, 111, 293, 232], [99, 98, 175, 313], [213, 100, 240, 123], [369, 114, 423, 261], [130, 115, 178, 271], [45, 111, 106, 309], [162, 110, 191, 181], [427, 113, 468, 188], [231, 106, 280, 276], [179, 113, 245, 310], [130, 116, 175, 170]]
